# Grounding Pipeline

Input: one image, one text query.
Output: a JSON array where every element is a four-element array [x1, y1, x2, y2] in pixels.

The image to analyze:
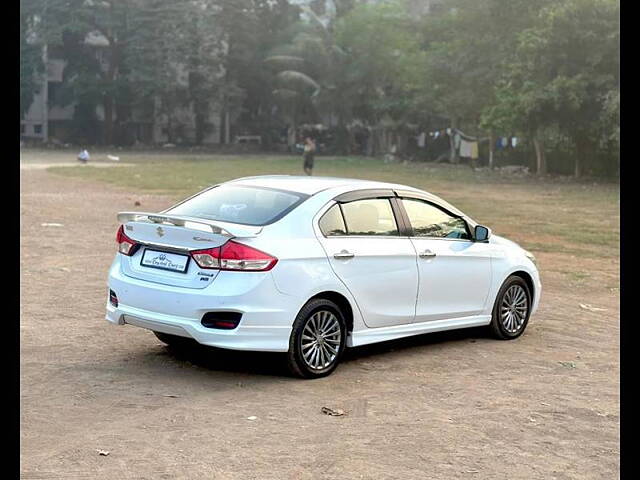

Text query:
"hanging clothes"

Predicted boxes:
[[511, 137, 518, 148], [470, 142, 479, 159], [459, 139, 473, 158], [495, 138, 504, 150], [454, 133, 462, 150], [501, 137, 508, 148]]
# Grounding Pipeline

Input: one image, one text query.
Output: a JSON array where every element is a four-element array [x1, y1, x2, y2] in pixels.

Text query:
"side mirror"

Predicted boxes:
[[474, 225, 491, 242]]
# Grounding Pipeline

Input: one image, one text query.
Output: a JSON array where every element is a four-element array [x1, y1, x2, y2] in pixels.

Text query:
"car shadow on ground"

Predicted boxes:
[[152, 326, 490, 379]]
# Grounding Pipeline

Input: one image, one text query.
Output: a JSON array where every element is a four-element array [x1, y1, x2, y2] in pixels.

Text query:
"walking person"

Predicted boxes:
[[302, 137, 316, 175]]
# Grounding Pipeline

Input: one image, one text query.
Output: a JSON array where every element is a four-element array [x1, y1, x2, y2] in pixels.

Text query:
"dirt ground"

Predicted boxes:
[[20, 166, 619, 479]]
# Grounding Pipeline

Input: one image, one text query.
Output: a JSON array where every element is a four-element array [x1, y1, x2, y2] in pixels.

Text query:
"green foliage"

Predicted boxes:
[[480, 0, 619, 175], [20, 0, 619, 176], [335, 1, 418, 123]]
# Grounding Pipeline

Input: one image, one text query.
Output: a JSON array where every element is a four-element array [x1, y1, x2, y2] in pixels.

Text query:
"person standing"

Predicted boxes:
[[302, 137, 316, 175]]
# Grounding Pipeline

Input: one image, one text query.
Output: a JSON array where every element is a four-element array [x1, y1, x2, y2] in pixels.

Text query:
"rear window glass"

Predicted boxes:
[[341, 199, 399, 236], [166, 185, 307, 226]]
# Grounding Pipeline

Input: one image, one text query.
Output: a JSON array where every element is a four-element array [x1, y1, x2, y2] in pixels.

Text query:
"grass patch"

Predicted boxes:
[[40, 150, 619, 259]]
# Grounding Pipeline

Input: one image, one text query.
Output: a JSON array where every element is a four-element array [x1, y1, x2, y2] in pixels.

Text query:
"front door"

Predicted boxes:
[[399, 197, 492, 322]]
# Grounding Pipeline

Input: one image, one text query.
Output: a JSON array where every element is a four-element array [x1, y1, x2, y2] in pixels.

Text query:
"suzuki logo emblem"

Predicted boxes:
[[156, 226, 165, 237]]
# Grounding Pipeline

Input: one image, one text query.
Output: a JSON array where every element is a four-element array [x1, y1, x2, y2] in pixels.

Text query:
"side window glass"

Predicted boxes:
[[318, 204, 347, 236], [341, 199, 399, 236], [402, 198, 470, 240]]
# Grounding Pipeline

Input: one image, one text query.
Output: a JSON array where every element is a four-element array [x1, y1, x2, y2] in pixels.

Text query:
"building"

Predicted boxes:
[[21, 30, 224, 146]]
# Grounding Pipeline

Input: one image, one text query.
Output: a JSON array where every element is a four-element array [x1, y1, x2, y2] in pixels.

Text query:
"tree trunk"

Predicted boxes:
[[166, 108, 174, 144], [219, 108, 225, 144], [574, 136, 586, 178], [103, 95, 114, 145], [195, 110, 205, 145], [346, 126, 355, 155], [489, 130, 495, 169], [193, 93, 206, 145], [532, 131, 547, 175], [397, 131, 407, 158], [287, 108, 297, 151], [102, 41, 120, 146], [365, 127, 374, 156], [449, 117, 459, 164]]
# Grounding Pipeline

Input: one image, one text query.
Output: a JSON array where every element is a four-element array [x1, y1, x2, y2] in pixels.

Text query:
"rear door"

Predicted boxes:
[[315, 193, 418, 328], [398, 197, 492, 322]]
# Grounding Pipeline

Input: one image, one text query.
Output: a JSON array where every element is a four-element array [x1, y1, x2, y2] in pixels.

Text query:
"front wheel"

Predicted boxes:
[[488, 276, 532, 340], [287, 298, 347, 379]]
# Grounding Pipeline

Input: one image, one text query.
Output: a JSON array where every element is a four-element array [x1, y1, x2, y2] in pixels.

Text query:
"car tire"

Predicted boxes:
[[287, 298, 347, 379], [153, 331, 195, 348], [489, 276, 532, 340]]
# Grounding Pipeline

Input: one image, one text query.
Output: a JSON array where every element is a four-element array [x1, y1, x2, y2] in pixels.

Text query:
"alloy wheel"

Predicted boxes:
[[301, 310, 342, 370], [500, 284, 529, 334]]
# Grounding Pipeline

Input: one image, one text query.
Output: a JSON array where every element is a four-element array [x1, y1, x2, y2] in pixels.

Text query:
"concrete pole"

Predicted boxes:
[[41, 42, 48, 143]]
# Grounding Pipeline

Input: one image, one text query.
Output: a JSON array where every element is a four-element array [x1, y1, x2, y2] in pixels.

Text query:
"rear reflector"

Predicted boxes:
[[201, 312, 242, 330], [109, 289, 118, 307], [191, 241, 277, 271], [116, 225, 139, 256]]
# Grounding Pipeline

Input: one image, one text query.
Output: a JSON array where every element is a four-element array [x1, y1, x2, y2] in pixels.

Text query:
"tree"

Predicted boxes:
[[216, 0, 301, 145], [412, 0, 557, 165], [335, 1, 419, 155], [27, 0, 138, 145], [127, 0, 225, 145], [264, 6, 335, 149], [20, 5, 43, 119], [482, 0, 619, 176]]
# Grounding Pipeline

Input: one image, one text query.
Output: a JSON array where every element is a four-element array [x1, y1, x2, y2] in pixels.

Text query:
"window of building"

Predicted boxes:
[[47, 82, 60, 106], [33, 124, 42, 135]]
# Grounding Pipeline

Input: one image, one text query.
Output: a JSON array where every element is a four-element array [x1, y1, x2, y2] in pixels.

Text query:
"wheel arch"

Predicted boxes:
[[509, 270, 535, 300], [307, 291, 354, 333]]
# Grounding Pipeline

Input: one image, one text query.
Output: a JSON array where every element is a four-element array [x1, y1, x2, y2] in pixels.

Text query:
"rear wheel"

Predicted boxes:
[[489, 276, 532, 340], [287, 298, 346, 379], [153, 331, 195, 348]]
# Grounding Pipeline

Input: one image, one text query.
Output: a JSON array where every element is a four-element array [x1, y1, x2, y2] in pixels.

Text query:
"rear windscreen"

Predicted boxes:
[[166, 185, 308, 226]]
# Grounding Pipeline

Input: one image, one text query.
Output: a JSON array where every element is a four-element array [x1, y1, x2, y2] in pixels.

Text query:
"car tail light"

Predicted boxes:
[[191, 241, 277, 271], [191, 247, 221, 269], [116, 225, 138, 256]]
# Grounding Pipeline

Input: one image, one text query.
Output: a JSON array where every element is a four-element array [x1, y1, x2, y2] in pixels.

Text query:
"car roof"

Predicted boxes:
[[227, 175, 416, 196], [224, 175, 472, 222]]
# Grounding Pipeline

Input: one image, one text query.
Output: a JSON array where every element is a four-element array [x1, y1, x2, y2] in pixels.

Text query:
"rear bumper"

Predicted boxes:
[[106, 258, 295, 352]]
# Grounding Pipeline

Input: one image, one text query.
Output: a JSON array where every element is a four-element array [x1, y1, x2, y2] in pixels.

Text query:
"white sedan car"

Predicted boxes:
[[106, 176, 541, 378]]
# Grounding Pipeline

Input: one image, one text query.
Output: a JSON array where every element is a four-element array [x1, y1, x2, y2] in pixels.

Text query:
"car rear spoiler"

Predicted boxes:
[[117, 212, 262, 238]]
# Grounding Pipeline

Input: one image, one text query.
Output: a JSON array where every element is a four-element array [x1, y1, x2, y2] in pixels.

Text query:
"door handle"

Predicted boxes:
[[419, 250, 436, 258], [333, 250, 355, 259]]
